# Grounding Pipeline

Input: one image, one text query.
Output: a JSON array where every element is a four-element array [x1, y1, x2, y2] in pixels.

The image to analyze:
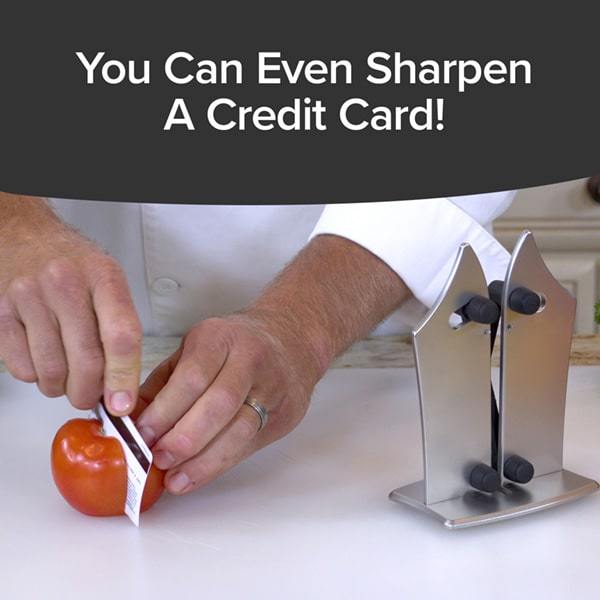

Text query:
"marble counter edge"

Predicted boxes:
[[2, 335, 598, 374]]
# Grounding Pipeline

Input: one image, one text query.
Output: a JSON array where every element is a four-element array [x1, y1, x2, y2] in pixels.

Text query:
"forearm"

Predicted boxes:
[[0, 193, 93, 284], [0, 193, 62, 239], [249, 234, 410, 378]]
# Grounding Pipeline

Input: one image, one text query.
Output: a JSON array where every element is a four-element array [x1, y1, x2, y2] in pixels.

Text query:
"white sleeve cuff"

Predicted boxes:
[[309, 197, 511, 309]]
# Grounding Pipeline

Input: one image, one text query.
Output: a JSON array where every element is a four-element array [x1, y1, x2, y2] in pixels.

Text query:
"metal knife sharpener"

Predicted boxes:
[[389, 231, 599, 529]]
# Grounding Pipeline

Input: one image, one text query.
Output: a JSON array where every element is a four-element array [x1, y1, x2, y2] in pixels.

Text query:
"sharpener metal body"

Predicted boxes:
[[498, 232, 573, 481], [390, 231, 598, 529], [413, 244, 492, 505]]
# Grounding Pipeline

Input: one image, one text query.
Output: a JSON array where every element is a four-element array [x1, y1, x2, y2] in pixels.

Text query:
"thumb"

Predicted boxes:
[[91, 266, 142, 416]]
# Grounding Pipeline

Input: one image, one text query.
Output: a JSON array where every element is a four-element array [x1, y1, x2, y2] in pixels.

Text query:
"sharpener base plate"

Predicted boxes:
[[389, 469, 599, 529]]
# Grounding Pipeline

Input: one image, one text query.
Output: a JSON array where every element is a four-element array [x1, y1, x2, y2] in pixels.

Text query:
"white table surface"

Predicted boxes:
[[1, 366, 599, 600]]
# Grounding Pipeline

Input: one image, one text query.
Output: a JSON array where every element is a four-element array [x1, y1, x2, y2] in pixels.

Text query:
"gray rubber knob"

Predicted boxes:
[[504, 455, 535, 484], [470, 464, 501, 493]]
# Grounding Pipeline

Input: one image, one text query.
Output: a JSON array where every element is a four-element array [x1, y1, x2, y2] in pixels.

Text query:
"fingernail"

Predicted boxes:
[[154, 450, 175, 470], [138, 426, 156, 446], [108, 391, 133, 413], [168, 472, 190, 494]]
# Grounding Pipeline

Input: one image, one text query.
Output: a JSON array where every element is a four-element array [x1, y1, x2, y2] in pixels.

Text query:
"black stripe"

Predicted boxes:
[[103, 403, 151, 473]]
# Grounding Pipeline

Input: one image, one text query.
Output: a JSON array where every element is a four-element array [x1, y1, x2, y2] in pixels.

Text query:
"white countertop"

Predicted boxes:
[[1, 366, 599, 600]]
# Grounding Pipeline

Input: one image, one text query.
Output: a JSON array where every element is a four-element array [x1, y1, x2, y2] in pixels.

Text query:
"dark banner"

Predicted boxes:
[[1, 2, 598, 203]]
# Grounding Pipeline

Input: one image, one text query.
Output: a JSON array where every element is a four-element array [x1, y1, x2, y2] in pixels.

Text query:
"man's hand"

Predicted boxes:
[[136, 234, 410, 495], [136, 311, 321, 494], [0, 194, 142, 415]]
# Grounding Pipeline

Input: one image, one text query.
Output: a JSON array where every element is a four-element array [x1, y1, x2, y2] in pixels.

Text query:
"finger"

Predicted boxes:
[[41, 261, 104, 409], [0, 299, 36, 382], [164, 403, 262, 494], [11, 279, 68, 397], [129, 396, 150, 421], [90, 263, 142, 416], [135, 338, 227, 447], [134, 348, 182, 440], [151, 358, 253, 470], [138, 346, 182, 402]]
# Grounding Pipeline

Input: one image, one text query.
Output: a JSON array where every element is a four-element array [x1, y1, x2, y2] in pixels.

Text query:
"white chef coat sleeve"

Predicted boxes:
[[308, 194, 514, 309]]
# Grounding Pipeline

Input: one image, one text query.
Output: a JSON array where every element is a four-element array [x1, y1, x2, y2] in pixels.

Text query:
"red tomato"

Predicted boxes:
[[51, 418, 164, 517]]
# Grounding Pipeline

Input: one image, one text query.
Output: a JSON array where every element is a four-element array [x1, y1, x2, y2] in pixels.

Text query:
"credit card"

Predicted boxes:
[[93, 402, 153, 526]]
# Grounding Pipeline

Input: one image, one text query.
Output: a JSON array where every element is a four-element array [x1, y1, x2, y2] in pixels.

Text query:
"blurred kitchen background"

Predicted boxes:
[[495, 176, 600, 333]]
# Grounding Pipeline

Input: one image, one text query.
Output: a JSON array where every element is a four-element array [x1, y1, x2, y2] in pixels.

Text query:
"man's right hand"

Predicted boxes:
[[0, 194, 142, 415]]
